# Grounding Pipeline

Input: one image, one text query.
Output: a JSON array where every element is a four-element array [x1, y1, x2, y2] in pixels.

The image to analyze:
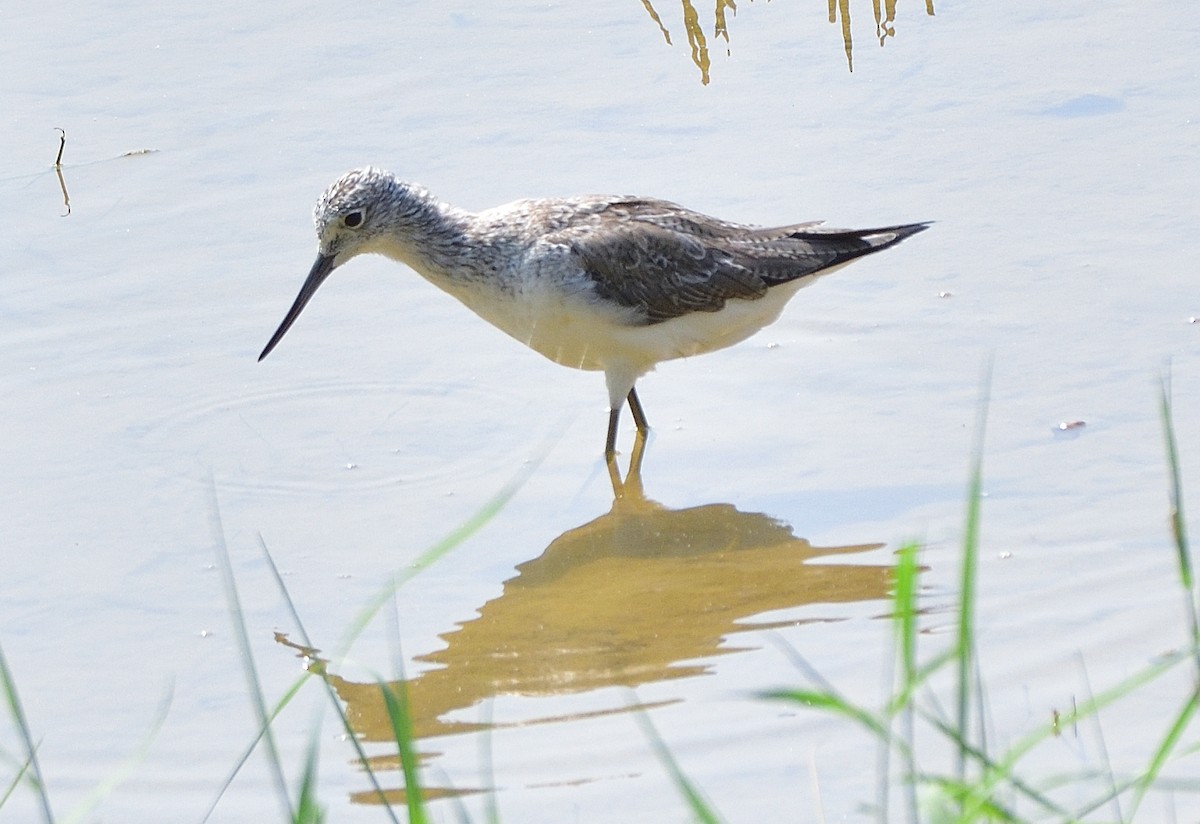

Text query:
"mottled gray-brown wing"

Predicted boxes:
[[559, 195, 929, 324], [729, 223, 932, 287], [567, 223, 769, 324]]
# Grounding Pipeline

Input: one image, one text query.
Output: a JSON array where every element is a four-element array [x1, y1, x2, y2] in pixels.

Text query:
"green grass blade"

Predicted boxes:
[[208, 478, 294, 822], [1073, 654, 1123, 822], [891, 542, 922, 824], [760, 689, 892, 744], [293, 732, 325, 824], [1127, 685, 1200, 819], [918, 708, 1070, 818], [257, 535, 401, 823], [632, 705, 724, 824], [764, 634, 843, 696], [478, 700, 500, 824], [0, 753, 33, 810], [0, 641, 54, 824], [201, 670, 312, 823], [379, 681, 428, 824], [920, 776, 1022, 823], [956, 359, 991, 787], [1159, 369, 1193, 588], [893, 542, 921, 696], [1159, 370, 1198, 674]]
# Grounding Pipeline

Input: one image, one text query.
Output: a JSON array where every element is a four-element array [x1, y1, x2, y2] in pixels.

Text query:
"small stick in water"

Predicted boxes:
[[54, 128, 66, 168], [53, 128, 71, 216]]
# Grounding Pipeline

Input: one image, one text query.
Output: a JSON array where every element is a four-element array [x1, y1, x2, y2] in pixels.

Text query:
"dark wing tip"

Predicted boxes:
[[862, 221, 933, 243], [749, 220, 931, 288], [896, 220, 934, 236], [786, 220, 932, 252]]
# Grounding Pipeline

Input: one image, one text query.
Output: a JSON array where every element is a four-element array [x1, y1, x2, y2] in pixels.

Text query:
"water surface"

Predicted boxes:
[[2, 1, 1198, 821]]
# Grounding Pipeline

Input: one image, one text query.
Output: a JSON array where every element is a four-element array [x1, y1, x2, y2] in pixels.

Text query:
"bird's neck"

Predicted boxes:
[[375, 191, 493, 285]]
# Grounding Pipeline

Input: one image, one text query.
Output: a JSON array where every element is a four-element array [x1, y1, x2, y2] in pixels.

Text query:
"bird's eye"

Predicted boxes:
[[343, 209, 365, 229]]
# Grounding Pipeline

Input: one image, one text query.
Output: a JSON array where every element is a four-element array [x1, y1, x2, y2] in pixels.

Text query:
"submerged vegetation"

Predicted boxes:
[[2, 375, 1197, 822]]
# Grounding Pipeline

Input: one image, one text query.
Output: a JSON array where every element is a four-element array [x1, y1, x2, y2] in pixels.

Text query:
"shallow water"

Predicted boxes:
[[2, 1, 1199, 821]]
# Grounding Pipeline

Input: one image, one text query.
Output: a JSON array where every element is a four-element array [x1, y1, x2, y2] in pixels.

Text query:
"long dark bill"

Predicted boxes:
[[258, 253, 336, 361]]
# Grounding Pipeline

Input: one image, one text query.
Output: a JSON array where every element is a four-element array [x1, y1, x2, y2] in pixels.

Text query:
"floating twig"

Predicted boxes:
[[54, 128, 71, 216]]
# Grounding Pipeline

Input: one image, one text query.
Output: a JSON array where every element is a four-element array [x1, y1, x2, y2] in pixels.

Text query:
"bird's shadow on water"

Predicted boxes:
[[278, 434, 896, 805]]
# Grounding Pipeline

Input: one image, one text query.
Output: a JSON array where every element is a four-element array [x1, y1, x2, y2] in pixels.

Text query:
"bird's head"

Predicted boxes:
[[311, 166, 402, 266], [258, 167, 427, 361]]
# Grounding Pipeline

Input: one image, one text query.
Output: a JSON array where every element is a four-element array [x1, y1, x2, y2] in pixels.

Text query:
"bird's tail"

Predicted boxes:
[[786, 221, 932, 249]]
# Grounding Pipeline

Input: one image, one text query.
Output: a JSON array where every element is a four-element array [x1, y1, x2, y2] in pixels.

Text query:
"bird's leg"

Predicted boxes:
[[605, 406, 621, 458], [606, 387, 649, 458], [626, 387, 649, 435]]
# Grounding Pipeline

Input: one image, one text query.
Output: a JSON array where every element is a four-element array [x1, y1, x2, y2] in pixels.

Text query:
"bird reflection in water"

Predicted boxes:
[[279, 435, 895, 804]]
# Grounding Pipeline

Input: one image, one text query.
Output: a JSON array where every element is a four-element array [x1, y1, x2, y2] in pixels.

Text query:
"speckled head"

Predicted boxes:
[[313, 167, 419, 261], [314, 167, 390, 228]]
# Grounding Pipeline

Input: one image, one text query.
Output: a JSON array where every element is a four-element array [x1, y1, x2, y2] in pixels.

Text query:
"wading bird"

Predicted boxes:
[[260, 168, 928, 456]]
